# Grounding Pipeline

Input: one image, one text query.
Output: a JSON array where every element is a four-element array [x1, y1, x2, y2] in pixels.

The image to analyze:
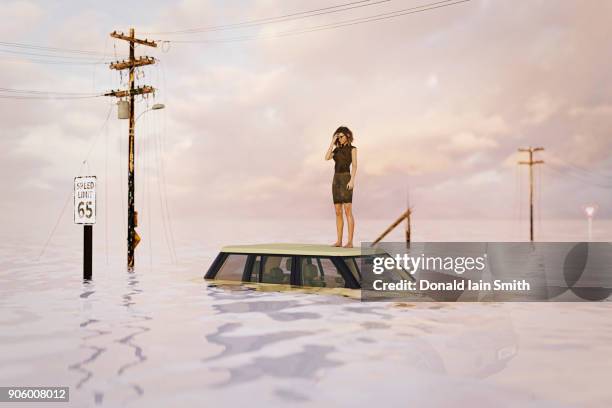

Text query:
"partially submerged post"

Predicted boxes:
[[372, 208, 412, 246], [83, 225, 92, 280], [74, 176, 97, 280]]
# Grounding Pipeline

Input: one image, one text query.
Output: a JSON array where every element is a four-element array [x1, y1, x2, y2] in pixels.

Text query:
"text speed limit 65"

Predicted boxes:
[[74, 176, 96, 224]]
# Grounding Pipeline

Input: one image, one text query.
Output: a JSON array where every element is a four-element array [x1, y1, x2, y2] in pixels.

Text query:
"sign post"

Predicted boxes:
[[74, 176, 96, 280]]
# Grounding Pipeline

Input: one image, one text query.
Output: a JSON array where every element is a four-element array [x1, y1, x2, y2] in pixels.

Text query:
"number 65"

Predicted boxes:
[[78, 201, 93, 218]]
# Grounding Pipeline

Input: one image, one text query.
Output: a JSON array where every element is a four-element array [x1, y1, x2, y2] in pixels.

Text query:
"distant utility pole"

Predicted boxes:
[[105, 28, 157, 271], [518, 146, 544, 242]]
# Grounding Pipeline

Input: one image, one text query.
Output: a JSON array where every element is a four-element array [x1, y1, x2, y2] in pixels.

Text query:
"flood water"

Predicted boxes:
[[1, 219, 611, 407]]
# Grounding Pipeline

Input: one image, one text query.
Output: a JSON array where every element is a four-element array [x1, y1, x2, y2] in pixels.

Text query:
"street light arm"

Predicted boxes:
[[135, 108, 152, 123], [134, 103, 165, 122]]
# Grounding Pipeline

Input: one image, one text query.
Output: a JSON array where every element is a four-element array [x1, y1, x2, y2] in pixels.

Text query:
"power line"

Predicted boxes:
[[155, 59, 178, 263], [275, 0, 470, 38], [517, 161, 523, 239], [0, 48, 110, 61], [546, 163, 612, 189], [0, 87, 104, 100], [153, 104, 177, 264], [1, 58, 109, 66], [0, 94, 103, 100], [145, 0, 373, 34], [514, 157, 522, 240], [143, 106, 154, 271], [167, 0, 470, 44], [38, 102, 114, 260], [0, 40, 110, 56], [547, 154, 612, 180], [0, 50, 111, 65], [147, 0, 391, 35], [0, 0, 467, 58], [0, 87, 102, 95]]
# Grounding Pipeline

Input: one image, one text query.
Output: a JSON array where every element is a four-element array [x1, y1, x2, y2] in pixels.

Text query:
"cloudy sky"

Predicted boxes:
[[1, 0, 610, 243]]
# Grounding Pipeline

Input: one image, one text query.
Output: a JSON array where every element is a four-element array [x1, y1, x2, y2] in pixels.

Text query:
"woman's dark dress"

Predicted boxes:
[[332, 144, 355, 204]]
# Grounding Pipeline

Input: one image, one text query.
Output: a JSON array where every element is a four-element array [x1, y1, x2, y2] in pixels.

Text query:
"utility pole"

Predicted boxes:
[[518, 146, 544, 242], [105, 28, 156, 271]]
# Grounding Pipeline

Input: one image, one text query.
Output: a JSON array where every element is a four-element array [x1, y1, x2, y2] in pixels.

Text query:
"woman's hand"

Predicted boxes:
[[347, 178, 354, 190], [325, 134, 338, 160]]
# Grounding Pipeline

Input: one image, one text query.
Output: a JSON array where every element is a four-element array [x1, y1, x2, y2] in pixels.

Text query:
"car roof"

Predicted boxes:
[[220, 243, 385, 257]]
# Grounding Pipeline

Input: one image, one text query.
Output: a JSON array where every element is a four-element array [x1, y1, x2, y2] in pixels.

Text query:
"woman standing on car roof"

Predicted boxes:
[[325, 126, 358, 248]]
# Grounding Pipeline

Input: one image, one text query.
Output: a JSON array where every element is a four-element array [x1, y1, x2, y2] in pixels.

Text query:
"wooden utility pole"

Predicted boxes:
[[518, 146, 544, 242], [105, 28, 156, 271]]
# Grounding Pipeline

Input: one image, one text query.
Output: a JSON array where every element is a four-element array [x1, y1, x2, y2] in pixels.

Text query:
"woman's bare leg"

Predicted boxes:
[[332, 203, 343, 246], [343, 203, 354, 248]]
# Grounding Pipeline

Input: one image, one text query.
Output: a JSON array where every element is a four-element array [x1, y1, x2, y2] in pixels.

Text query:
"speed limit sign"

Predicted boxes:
[[74, 176, 96, 224]]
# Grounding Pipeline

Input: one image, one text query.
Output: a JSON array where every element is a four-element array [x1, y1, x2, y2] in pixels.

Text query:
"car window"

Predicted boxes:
[[261, 256, 292, 284], [250, 255, 262, 282], [216, 254, 248, 281], [301, 257, 345, 288]]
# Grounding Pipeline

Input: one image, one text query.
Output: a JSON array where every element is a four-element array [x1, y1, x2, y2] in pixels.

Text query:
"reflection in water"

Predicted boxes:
[[69, 282, 108, 392], [213, 299, 302, 313], [342, 305, 393, 320], [220, 345, 341, 386], [360, 321, 391, 330], [116, 273, 151, 398], [274, 388, 310, 402], [116, 319, 151, 377], [206, 283, 520, 385], [68, 272, 153, 405], [207, 289, 342, 388], [62, 270, 523, 406], [213, 299, 322, 321], [68, 344, 105, 389], [205, 322, 311, 361]]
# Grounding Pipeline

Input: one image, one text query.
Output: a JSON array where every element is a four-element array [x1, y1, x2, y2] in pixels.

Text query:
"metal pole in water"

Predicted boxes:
[[84, 225, 93, 280]]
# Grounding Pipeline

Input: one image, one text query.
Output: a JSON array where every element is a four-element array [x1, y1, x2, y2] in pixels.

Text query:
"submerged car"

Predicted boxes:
[[204, 243, 383, 289]]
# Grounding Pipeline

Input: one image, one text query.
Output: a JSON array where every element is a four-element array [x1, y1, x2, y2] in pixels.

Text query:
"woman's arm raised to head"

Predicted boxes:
[[325, 135, 338, 160]]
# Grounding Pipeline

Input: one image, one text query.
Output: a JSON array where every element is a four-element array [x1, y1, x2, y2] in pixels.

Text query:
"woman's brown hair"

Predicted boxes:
[[334, 126, 353, 146]]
